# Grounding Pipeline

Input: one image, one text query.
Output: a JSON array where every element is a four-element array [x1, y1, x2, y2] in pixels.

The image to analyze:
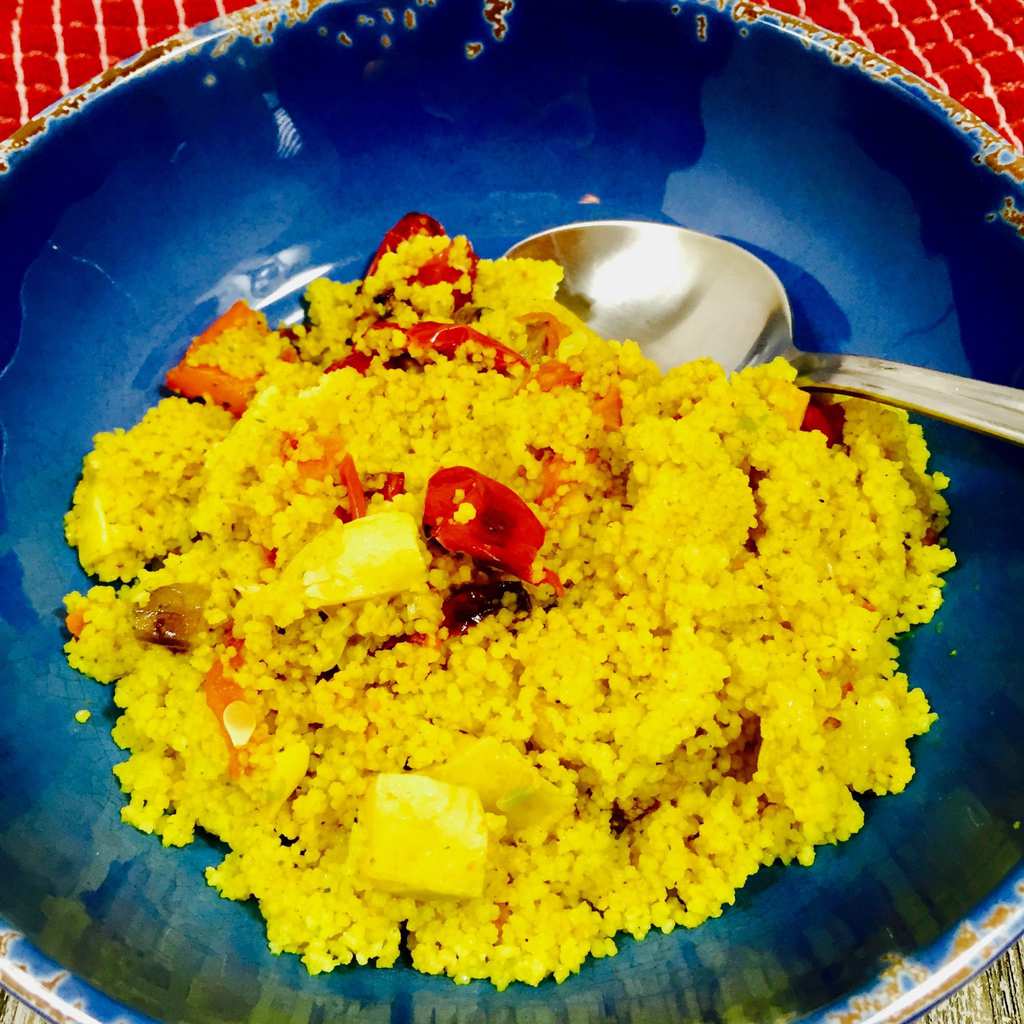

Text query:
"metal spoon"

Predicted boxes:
[[505, 220, 1024, 445]]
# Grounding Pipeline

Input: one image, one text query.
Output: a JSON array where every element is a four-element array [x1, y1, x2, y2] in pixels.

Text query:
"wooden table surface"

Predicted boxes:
[[3, 943, 1024, 1023]]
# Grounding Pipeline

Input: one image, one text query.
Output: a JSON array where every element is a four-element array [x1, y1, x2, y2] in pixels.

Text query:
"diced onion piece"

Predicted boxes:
[[356, 773, 488, 898], [73, 482, 111, 567], [281, 511, 427, 610], [266, 741, 311, 810], [432, 736, 572, 830]]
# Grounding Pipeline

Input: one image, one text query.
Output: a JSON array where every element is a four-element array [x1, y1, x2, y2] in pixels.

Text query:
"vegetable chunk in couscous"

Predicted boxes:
[[62, 213, 956, 988]]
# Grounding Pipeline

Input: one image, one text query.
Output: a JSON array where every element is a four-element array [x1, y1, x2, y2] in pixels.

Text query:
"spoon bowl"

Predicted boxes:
[[506, 220, 1024, 445]]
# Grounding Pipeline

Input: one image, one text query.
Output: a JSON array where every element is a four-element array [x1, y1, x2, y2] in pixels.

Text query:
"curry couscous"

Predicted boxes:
[[63, 213, 956, 988]]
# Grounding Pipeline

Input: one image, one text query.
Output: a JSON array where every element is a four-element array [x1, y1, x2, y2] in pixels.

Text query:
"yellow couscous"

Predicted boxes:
[[62, 214, 956, 988]]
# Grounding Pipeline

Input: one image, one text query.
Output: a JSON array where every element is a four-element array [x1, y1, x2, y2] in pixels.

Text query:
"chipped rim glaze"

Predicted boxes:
[[1, 2, 1023, 1021]]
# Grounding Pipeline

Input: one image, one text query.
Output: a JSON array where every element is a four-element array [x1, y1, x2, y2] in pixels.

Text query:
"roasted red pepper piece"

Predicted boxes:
[[381, 472, 406, 500], [413, 240, 479, 311], [800, 395, 846, 447], [367, 212, 447, 276], [326, 351, 373, 375], [374, 321, 528, 373], [339, 453, 367, 519], [424, 466, 547, 582]]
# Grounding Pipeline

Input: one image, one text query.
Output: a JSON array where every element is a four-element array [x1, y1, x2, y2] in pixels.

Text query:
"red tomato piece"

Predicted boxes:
[[424, 466, 546, 582], [374, 321, 528, 373], [800, 395, 846, 447], [367, 212, 447, 276], [413, 240, 479, 310], [326, 351, 374, 375]]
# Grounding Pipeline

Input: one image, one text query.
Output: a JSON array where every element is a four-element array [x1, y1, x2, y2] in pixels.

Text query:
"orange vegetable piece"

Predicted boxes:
[[204, 660, 246, 720], [296, 437, 342, 480], [190, 300, 266, 354], [533, 361, 583, 392], [294, 444, 365, 520], [65, 609, 86, 638], [340, 453, 367, 519], [593, 385, 623, 430], [164, 301, 267, 417], [164, 364, 258, 418], [518, 312, 570, 357], [203, 660, 247, 778], [538, 453, 571, 503]]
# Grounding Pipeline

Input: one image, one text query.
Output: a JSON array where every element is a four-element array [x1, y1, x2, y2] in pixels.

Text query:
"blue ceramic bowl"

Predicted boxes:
[[2, 2, 1024, 1021]]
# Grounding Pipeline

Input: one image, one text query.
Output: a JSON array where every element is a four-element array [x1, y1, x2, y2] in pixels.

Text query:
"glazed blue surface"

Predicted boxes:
[[1, 1, 1023, 1021]]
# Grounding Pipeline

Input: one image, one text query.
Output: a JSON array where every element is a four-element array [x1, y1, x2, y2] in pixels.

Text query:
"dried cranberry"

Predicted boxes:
[[413, 241, 479, 310], [442, 581, 531, 637]]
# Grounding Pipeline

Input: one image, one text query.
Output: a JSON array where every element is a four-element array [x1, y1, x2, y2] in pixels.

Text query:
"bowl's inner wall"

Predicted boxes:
[[1, 2, 1023, 1022]]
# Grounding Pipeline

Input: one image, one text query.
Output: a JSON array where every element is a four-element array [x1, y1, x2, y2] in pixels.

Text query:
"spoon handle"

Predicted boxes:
[[791, 351, 1024, 446]]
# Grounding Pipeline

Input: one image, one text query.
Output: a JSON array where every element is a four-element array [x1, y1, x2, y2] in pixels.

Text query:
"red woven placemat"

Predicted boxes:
[[1, 0, 1023, 147]]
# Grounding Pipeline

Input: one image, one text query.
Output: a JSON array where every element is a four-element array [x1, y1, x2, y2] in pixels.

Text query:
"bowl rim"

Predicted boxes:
[[1, 2, 1023, 1022]]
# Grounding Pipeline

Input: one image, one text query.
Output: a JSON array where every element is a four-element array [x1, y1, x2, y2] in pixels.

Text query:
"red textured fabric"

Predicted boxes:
[[1, 0, 1022, 147]]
